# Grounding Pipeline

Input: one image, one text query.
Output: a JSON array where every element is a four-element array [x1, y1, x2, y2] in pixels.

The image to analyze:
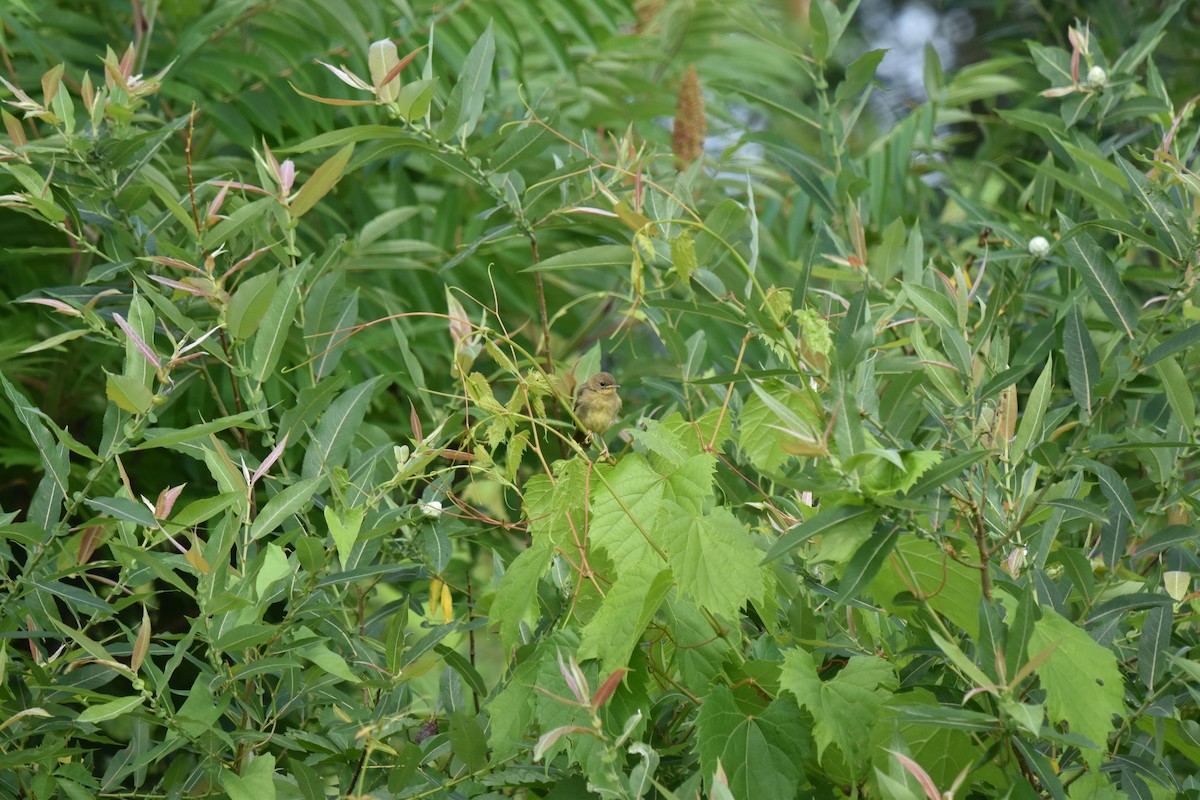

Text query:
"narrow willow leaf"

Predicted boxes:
[[1143, 321, 1200, 367], [909, 324, 965, 406], [1133, 524, 1196, 556], [929, 629, 992, 689], [836, 525, 899, 605], [227, 267, 279, 341], [437, 22, 495, 141], [106, 371, 154, 414], [1081, 459, 1136, 523], [368, 39, 401, 102], [301, 376, 386, 479], [1058, 217, 1139, 338], [1098, 516, 1129, 569], [250, 476, 324, 541], [836, 48, 886, 103], [289, 143, 354, 218], [763, 505, 873, 563], [325, 505, 365, 570], [1155, 356, 1195, 431], [306, 276, 359, 380], [135, 411, 262, 450], [1063, 304, 1099, 416], [78, 695, 145, 724], [523, 244, 630, 273], [904, 450, 989, 497], [808, 0, 830, 61], [85, 496, 156, 527], [250, 258, 308, 385], [1, 370, 69, 529], [1011, 355, 1053, 463], [221, 752, 276, 800], [1138, 606, 1171, 691], [906, 283, 958, 333], [449, 712, 488, 772]]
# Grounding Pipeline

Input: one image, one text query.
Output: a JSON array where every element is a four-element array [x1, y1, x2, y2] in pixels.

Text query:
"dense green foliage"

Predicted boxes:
[[3, 0, 1200, 797]]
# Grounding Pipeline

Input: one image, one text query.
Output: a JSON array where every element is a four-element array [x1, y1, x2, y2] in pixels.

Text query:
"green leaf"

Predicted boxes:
[[221, 753, 276, 800], [250, 476, 324, 541], [1, 371, 69, 529], [1029, 609, 1123, 768], [861, 449, 943, 497], [589, 455, 668, 575], [904, 450, 989, 497], [836, 48, 885, 103], [1143, 321, 1200, 367], [1155, 356, 1195, 431], [250, 259, 308, 385], [396, 78, 438, 121], [106, 370, 154, 414], [906, 283, 958, 333], [305, 274, 359, 380], [135, 411, 262, 450], [323, 504, 364, 570], [299, 642, 359, 683], [227, 268, 279, 341], [1058, 218, 1139, 339], [77, 695, 145, 724], [301, 376, 386, 479], [1011, 355, 1053, 463], [836, 525, 899, 605], [764, 504, 874, 563], [492, 534, 554, 649], [738, 379, 824, 472], [578, 563, 672, 673], [289, 143, 354, 218], [254, 542, 292, 598], [658, 505, 765, 618], [928, 629, 993, 690], [696, 686, 807, 799], [808, 0, 829, 61], [1080, 459, 1135, 523], [523, 244, 630, 273], [437, 22, 495, 140], [449, 712, 488, 772], [868, 536, 981, 639], [781, 648, 895, 777], [1063, 303, 1100, 417], [175, 675, 227, 737], [85, 496, 156, 527], [909, 324, 966, 406]]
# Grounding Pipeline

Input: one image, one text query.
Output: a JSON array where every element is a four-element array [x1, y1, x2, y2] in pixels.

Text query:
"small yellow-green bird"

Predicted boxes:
[[574, 371, 622, 452]]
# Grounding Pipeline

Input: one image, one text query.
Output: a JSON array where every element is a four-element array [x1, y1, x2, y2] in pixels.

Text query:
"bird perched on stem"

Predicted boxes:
[[574, 371, 621, 455]]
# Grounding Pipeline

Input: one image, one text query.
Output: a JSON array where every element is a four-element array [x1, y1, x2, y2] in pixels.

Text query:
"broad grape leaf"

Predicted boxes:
[[868, 536, 982, 639], [696, 686, 807, 800], [658, 504, 766, 618], [1029, 609, 1123, 768], [589, 455, 668, 576], [578, 563, 672, 673], [781, 648, 897, 777], [492, 534, 554, 649]]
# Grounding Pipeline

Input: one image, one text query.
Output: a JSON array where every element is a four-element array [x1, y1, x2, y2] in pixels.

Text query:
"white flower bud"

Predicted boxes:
[[1028, 236, 1051, 258], [1086, 66, 1107, 89], [419, 500, 443, 519]]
